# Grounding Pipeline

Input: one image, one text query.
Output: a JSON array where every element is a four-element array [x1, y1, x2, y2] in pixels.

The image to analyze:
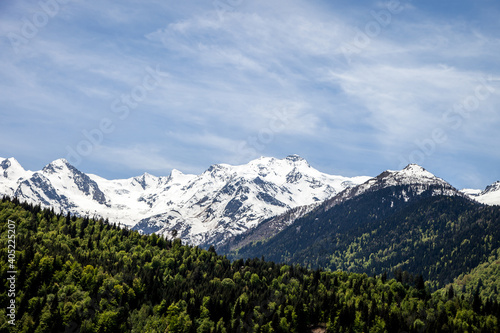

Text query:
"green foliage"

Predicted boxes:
[[0, 196, 499, 332], [442, 247, 500, 303]]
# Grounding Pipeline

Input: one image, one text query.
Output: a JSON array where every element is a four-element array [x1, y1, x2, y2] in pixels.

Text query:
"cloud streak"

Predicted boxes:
[[1, 0, 499, 189]]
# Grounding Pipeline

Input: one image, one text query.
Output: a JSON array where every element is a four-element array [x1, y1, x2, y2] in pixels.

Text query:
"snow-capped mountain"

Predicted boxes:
[[131, 155, 371, 245], [0, 155, 370, 245], [218, 164, 465, 252], [324, 164, 462, 210], [1, 157, 107, 211], [462, 181, 500, 206]]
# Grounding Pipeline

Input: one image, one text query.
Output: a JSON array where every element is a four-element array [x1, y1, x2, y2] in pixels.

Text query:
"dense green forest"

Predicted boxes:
[[442, 247, 500, 303], [230, 188, 500, 289], [1, 196, 500, 332]]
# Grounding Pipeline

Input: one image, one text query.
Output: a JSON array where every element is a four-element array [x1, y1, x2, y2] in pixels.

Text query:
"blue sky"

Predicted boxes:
[[1, 0, 499, 189]]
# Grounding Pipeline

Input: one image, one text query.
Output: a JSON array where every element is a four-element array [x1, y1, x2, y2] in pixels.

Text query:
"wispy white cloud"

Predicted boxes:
[[1, 0, 499, 188], [328, 65, 493, 142]]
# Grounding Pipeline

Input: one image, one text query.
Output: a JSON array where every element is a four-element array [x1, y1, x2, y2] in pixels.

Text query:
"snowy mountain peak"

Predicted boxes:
[[207, 163, 230, 173], [42, 158, 72, 174], [245, 156, 276, 168], [0, 158, 29, 193], [391, 164, 444, 185], [168, 169, 196, 185], [463, 181, 500, 206], [246, 155, 309, 168], [169, 169, 184, 177], [483, 181, 500, 195], [328, 164, 460, 208], [168, 169, 187, 181], [285, 154, 307, 163], [402, 163, 428, 174], [132, 172, 159, 190], [53, 158, 70, 166], [1, 157, 25, 174]]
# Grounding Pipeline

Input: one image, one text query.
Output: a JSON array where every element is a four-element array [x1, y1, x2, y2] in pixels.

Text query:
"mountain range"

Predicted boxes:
[[218, 164, 464, 252], [0, 155, 371, 245], [1, 155, 498, 248], [226, 164, 500, 289]]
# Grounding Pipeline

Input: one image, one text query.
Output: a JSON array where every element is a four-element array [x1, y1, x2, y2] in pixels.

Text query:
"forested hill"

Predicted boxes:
[[1, 197, 500, 332], [443, 247, 500, 303], [230, 189, 500, 290]]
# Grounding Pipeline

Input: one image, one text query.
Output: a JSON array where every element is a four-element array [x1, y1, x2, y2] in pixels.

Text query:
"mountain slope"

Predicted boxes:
[[0, 155, 370, 246], [228, 166, 500, 288], [444, 247, 500, 303], [216, 202, 319, 253]]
